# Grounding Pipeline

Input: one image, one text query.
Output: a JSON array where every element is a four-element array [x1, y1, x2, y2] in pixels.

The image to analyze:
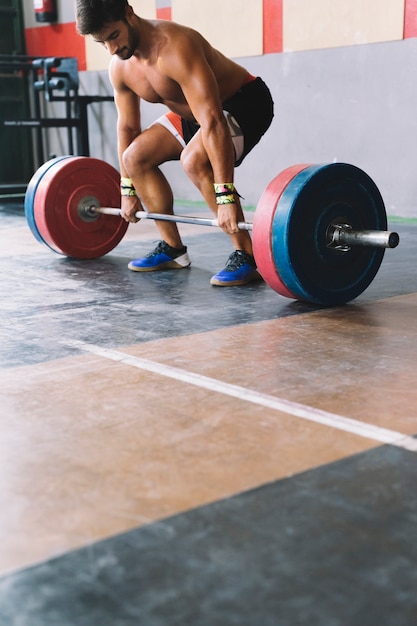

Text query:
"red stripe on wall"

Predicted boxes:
[[25, 22, 87, 71], [156, 8, 172, 21], [404, 0, 417, 38], [263, 0, 283, 53]]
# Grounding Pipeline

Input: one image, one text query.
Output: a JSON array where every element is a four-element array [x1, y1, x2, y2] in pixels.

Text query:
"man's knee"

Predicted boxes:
[[122, 139, 147, 174], [124, 127, 183, 175], [181, 145, 210, 180]]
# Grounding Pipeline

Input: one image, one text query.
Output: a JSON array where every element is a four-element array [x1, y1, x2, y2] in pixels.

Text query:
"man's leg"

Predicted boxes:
[[123, 122, 191, 271], [123, 122, 184, 249], [180, 132, 253, 255], [180, 132, 261, 286]]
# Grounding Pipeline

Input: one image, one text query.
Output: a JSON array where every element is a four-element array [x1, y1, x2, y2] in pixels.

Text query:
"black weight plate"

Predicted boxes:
[[271, 163, 387, 305]]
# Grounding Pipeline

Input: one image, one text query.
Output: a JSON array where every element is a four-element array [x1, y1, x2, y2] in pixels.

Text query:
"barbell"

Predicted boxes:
[[24, 155, 399, 306]]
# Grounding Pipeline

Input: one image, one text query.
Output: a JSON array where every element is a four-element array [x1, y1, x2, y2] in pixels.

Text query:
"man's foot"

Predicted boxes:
[[128, 240, 191, 272], [210, 250, 262, 286]]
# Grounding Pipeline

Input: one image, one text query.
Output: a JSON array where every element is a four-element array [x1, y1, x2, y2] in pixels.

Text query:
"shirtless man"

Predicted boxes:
[[75, 0, 274, 286]]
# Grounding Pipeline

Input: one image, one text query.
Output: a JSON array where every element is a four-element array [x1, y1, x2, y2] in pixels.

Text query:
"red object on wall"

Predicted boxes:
[[263, 0, 283, 54], [25, 23, 87, 71], [34, 0, 57, 23], [156, 7, 172, 21], [404, 0, 417, 38]]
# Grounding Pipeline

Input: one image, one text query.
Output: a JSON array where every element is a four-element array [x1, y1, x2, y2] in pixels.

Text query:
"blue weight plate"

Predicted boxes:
[[25, 156, 74, 249], [271, 163, 387, 306]]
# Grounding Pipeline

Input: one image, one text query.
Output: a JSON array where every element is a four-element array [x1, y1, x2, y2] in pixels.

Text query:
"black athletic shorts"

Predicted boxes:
[[180, 76, 274, 166]]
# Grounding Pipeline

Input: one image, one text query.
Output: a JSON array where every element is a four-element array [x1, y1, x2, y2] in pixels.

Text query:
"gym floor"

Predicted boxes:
[[1, 199, 417, 625]]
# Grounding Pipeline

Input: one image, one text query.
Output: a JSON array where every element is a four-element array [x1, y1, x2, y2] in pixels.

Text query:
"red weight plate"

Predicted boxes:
[[33, 156, 127, 259], [253, 164, 311, 299]]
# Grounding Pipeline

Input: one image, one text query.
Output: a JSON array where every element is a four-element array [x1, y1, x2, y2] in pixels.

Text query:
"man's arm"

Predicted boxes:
[[163, 38, 234, 180], [110, 60, 142, 176], [109, 60, 143, 221], [159, 34, 239, 231]]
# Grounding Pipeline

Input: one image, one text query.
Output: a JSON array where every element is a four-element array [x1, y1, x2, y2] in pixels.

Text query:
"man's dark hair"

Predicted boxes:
[[75, 0, 129, 35]]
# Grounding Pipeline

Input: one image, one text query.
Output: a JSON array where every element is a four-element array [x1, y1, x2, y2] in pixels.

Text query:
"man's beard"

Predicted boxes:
[[117, 24, 138, 59]]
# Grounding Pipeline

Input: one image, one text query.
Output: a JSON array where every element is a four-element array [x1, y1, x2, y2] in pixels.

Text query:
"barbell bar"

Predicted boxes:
[[85, 206, 251, 231], [85, 206, 399, 249], [25, 156, 400, 306]]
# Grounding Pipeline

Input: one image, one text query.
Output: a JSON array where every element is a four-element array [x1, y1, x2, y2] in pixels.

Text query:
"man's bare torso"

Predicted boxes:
[[110, 20, 249, 120]]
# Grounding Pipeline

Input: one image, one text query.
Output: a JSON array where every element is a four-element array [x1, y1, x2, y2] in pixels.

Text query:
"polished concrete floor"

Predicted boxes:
[[1, 199, 417, 625]]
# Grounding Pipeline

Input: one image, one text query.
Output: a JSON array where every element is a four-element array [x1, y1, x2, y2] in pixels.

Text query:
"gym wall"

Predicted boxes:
[[22, 0, 417, 217]]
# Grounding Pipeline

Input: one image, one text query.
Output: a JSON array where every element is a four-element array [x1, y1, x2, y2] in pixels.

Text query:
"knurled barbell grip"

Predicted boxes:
[[89, 206, 253, 231]]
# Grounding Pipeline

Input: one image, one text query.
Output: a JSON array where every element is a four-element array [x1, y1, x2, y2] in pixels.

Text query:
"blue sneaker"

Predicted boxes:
[[210, 250, 262, 286], [128, 240, 191, 272]]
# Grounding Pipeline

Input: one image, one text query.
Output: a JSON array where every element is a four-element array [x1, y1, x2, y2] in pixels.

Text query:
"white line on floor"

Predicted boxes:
[[65, 339, 417, 453]]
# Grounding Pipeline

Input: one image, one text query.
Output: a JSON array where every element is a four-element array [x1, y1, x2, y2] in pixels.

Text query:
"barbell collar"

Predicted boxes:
[[328, 224, 400, 249]]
